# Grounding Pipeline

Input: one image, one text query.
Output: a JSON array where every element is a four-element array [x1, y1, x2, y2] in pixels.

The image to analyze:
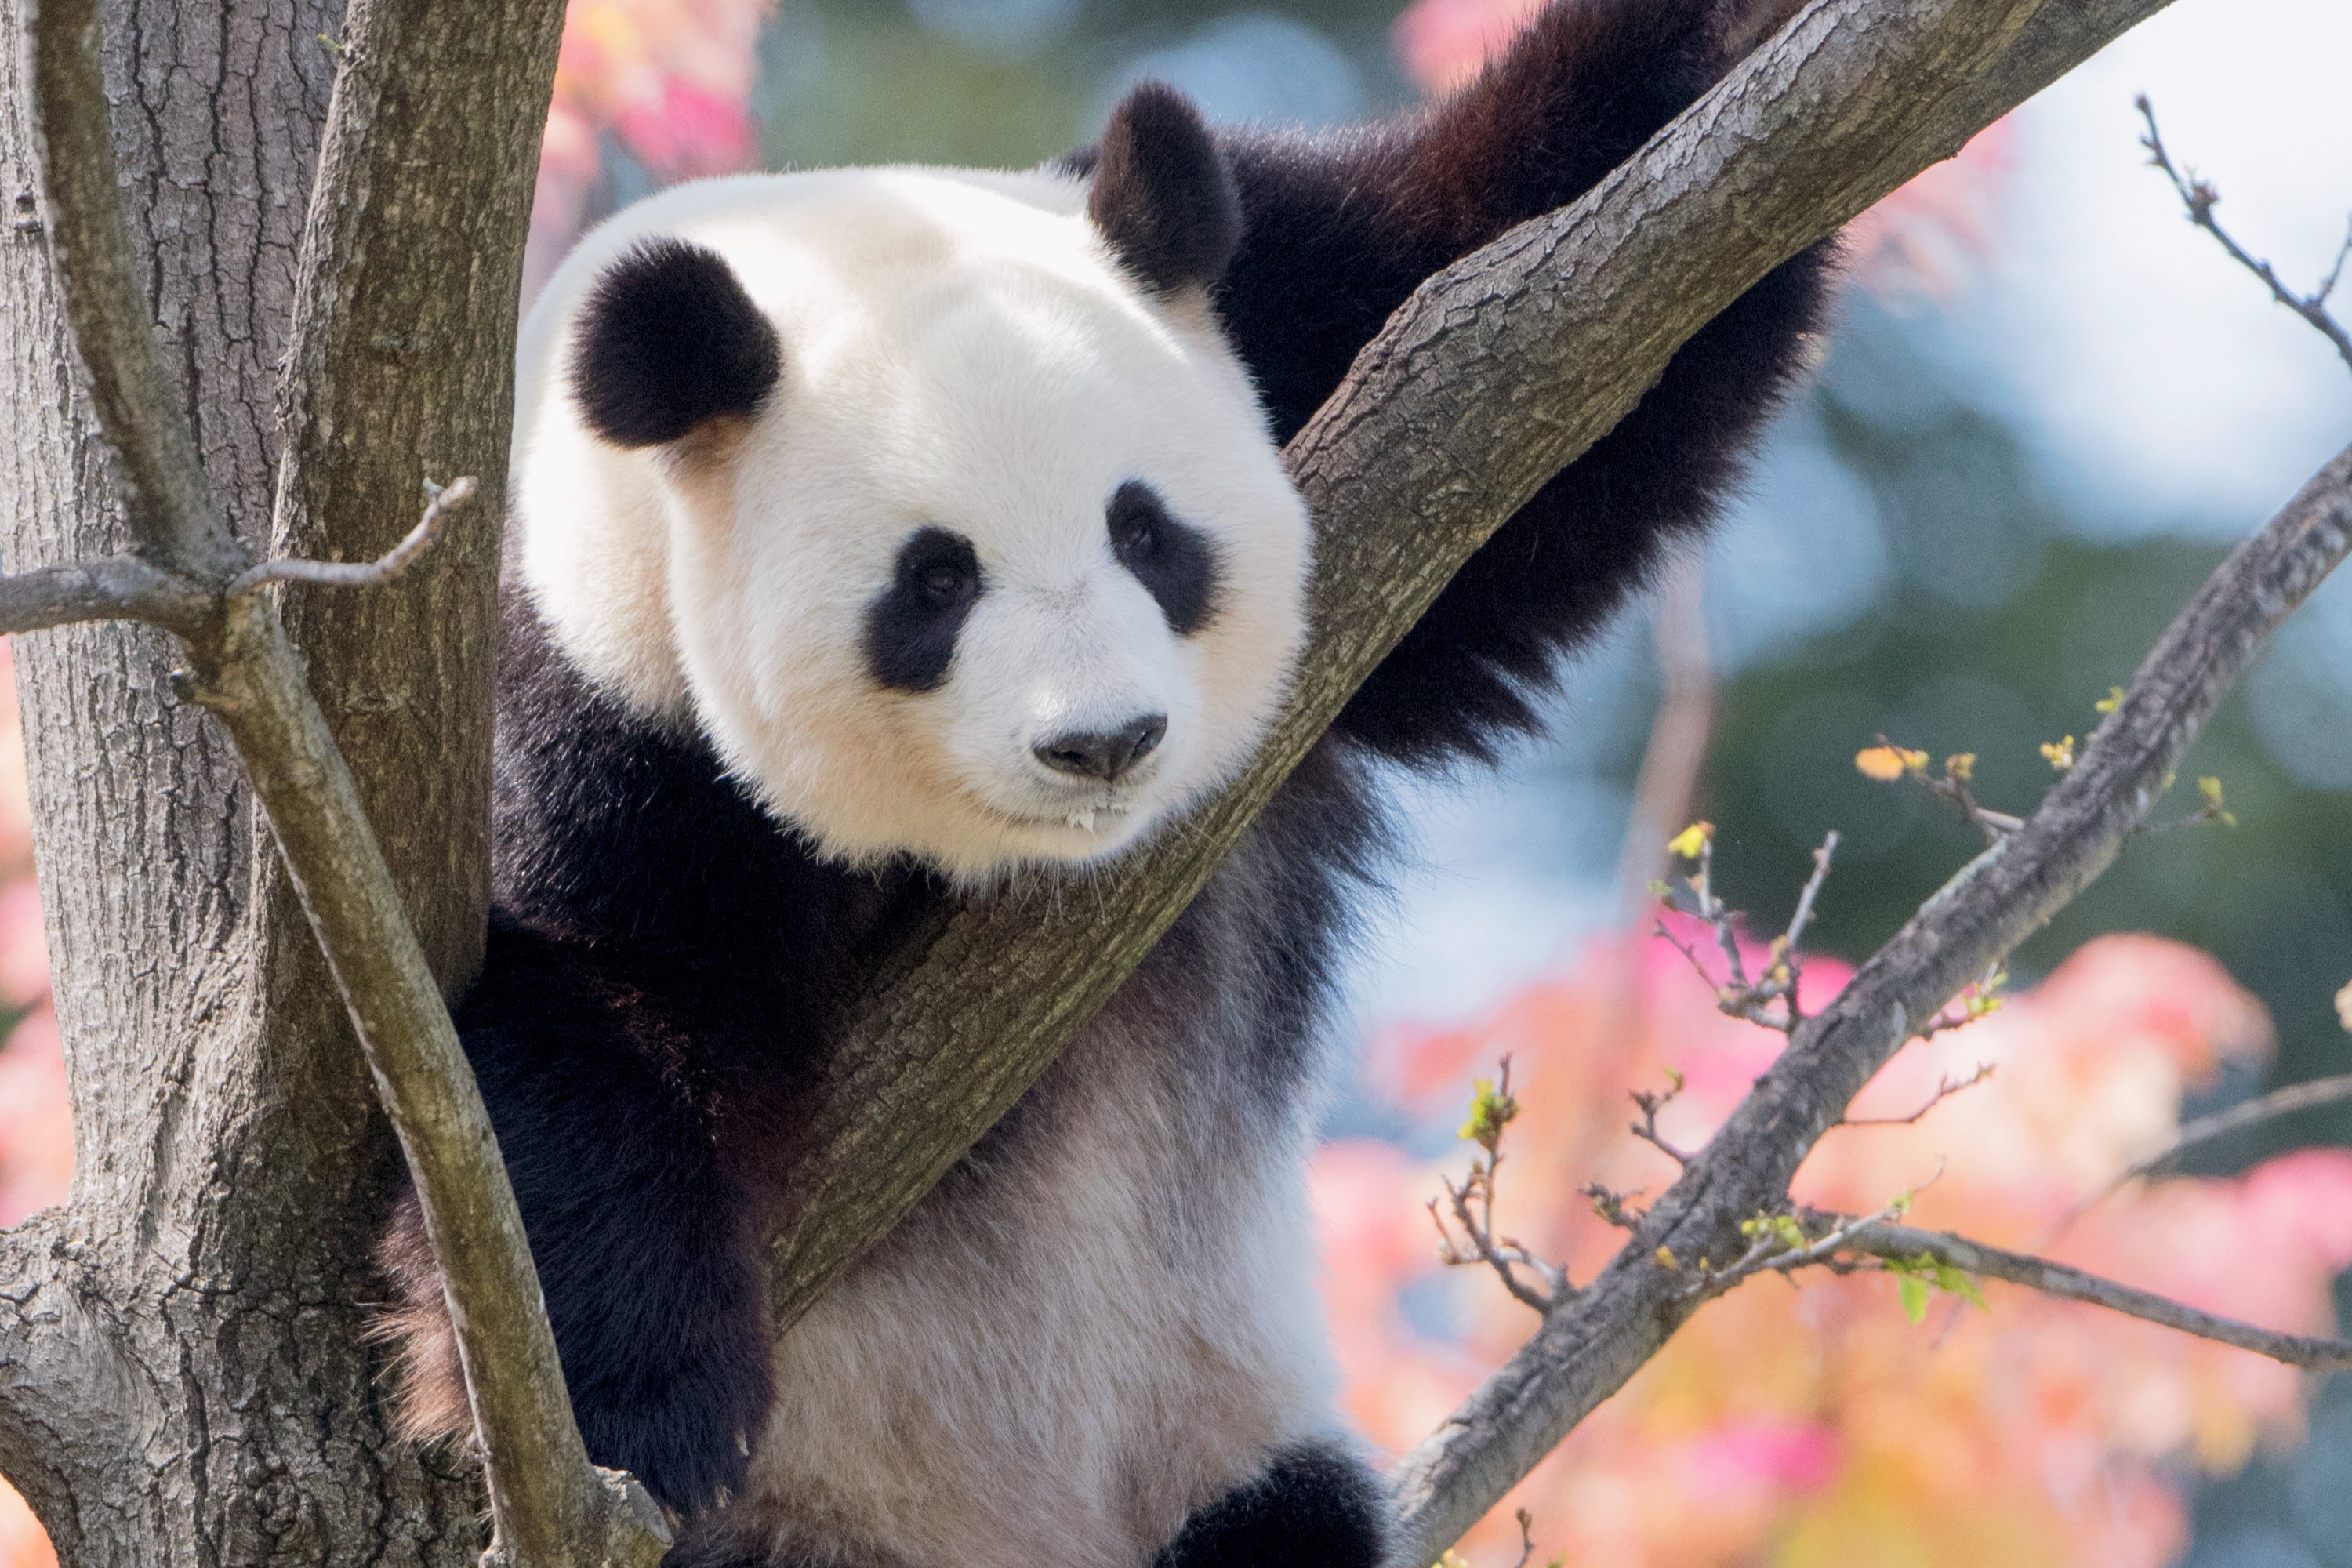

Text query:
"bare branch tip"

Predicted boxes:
[[229, 474, 479, 597]]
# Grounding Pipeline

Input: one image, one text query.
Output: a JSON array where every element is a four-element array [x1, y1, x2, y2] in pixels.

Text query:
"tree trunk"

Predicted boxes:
[[0, 0, 539, 1559]]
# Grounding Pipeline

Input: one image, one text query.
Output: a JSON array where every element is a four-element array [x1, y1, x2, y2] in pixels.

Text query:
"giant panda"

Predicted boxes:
[[376, 1, 1832, 1563]]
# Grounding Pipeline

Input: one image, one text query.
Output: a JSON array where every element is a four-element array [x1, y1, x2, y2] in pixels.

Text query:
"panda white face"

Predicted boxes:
[[513, 145, 1311, 884]]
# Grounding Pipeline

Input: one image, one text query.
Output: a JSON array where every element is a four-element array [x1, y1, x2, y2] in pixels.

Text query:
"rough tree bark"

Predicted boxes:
[[0, 0, 561, 1562]]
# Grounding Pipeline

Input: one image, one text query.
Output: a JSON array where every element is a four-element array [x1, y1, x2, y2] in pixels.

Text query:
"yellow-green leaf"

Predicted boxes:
[[1897, 1274, 1929, 1324], [1667, 822, 1713, 859], [1934, 1265, 1990, 1311]]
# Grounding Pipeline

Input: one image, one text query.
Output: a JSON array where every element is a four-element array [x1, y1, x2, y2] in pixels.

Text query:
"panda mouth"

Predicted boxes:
[[960, 785, 1142, 840], [1059, 801, 1136, 834]]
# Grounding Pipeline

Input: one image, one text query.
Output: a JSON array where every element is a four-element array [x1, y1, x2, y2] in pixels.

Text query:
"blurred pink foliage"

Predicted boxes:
[[529, 0, 776, 293], [1316, 920, 2352, 1566], [0, 644, 64, 1233], [1391, 0, 2016, 302], [0, 641, 62, 1567]]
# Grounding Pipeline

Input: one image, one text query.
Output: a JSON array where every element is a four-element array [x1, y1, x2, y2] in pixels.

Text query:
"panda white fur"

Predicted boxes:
[[378, 5, 1833, 1565]]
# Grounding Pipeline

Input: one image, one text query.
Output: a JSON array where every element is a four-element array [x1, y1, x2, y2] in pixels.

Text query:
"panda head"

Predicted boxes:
[[514, 86, 1311, 884]]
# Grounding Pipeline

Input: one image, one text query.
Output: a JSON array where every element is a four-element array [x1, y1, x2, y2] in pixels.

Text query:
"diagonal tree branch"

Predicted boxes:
[[176, 592, 667, 1568], [17, 3, 659, 1565], [1838, 1222, 2352, 1371], [761, 0, 2182, 1336], [1384, 446, 2352, 1563]]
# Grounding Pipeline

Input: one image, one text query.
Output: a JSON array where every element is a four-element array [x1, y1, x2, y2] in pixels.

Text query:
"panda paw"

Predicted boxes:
[[1152, 1444, 1388, 1568]]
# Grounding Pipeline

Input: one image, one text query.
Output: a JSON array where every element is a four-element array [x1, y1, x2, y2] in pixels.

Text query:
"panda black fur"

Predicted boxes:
[[376, 2, 1833, 1563]]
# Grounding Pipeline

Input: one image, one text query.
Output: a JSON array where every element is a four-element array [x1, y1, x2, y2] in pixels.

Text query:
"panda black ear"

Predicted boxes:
[[1087, 82, 1243, 296], [570, 238, 782, 449]]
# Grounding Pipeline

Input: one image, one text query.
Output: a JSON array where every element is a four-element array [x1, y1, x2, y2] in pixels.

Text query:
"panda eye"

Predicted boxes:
[[897, 534, 980, 612], [920, 561, 972, 605], [1109, 485, 1163, 562]]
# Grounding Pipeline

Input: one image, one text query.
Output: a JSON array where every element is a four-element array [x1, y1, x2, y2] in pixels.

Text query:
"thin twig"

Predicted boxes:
[[1784, 830, 1839, 954], [1680, 1189, 1930, 1299], [1629, 1073, 1696, 1167], [1430, 1059, 1572, 1316], [1657, 828, 1838, 1032], [229, 477, 477, 596], [2317, 215, 2352, 308], [1906, 961, 2009, 1043], [2138, 95, 2352, 372], [1511, 1508, 1541, 1568], [1839, 1221, 2352, 1371], [1864, 739, 2024, 840], [2062, 1071, 2352, 1224], [1839, 1064, 1996, 1127]]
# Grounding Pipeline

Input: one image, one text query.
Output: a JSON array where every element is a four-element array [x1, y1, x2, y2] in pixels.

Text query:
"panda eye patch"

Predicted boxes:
[[864, 528, 983, 693], [1107, 481, 1220, 637]]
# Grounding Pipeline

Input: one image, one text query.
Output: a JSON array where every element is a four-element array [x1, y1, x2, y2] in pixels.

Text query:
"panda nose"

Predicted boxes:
[[1033, 715, 1167, 782]]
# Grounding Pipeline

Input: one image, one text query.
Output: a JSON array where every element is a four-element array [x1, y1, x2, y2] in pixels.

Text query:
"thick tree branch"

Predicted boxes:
[[1385, 448, 2352, 1563], [762, 0, 2180, 1336], [0, 555, 212, 637], [19, 0, 240, 579], [1838, 1221, 2352, 1372], [18, 3, 653, 1565]]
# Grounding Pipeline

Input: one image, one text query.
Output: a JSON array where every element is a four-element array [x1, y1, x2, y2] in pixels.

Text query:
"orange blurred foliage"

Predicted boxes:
[[1317, 919, 2352, 1566]]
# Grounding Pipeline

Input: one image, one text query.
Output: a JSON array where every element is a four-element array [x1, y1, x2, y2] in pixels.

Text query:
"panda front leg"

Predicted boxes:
[[377, 933, 779, 1515], [1153, 1444, 1388, 1568]]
